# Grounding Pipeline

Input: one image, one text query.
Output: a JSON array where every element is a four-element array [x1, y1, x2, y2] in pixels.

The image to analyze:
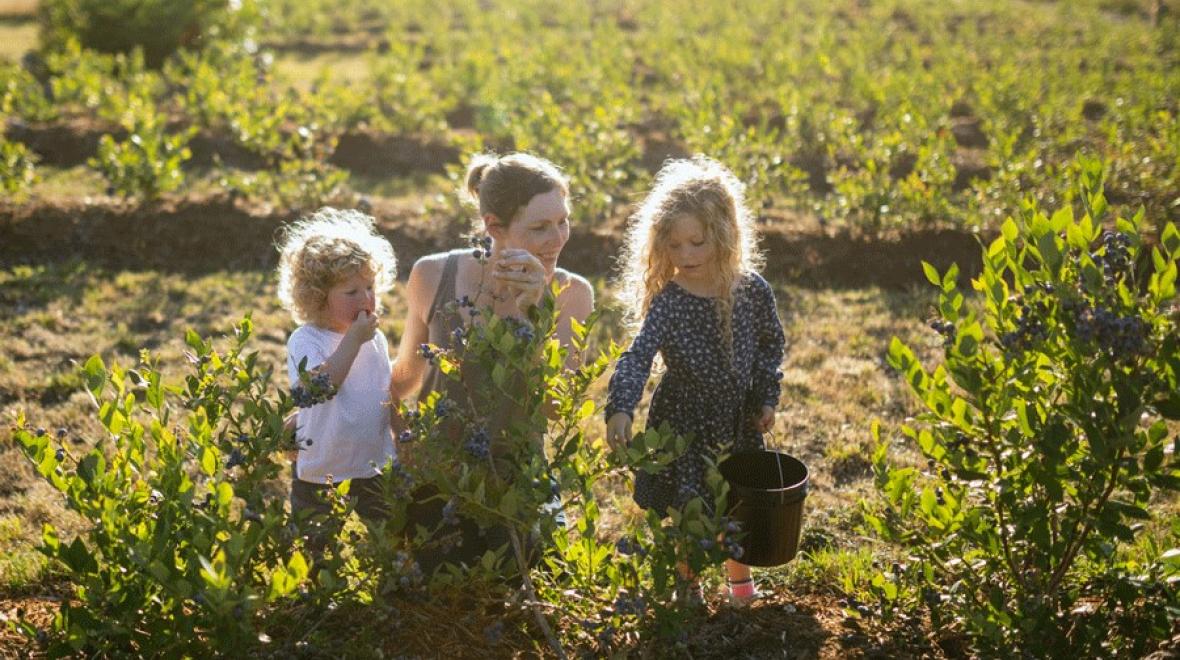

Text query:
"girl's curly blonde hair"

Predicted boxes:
[[616, 156, 763, 350], [276, 207, 397, 326]]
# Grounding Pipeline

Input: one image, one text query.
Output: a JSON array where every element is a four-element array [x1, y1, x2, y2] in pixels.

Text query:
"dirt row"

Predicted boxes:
[[5, 112, 999, 194], [0, 196, 985, 288], [6, 118, 463, 176]]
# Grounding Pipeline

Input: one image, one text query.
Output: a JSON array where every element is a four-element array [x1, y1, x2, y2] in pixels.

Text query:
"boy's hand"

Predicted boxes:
[[754, 405, 775, 433], [606, 412, 632, 452], [345, 310, 379, 346]]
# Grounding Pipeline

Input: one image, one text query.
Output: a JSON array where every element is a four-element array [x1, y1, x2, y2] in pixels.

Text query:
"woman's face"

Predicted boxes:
[[489, 188, 571, 277]]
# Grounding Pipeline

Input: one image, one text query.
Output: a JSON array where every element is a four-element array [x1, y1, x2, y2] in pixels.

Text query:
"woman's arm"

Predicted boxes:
[[388, 256, 445, 425], [554, 271, 595, 369]]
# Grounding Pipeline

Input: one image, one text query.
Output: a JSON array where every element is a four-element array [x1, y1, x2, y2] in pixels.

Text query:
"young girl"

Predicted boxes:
[[276, 207, 399, 525], [604, 156, 786, 606]]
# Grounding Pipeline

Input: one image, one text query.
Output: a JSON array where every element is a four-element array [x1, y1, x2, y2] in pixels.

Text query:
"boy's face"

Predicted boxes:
[[488, 188, 571, 277], [323, 266, 376, 333], [666, 214, 717, 283]]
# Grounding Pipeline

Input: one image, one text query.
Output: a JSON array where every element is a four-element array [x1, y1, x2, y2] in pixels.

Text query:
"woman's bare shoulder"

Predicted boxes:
[[406, 251, 461, 306], [553, 268, 594, 313]]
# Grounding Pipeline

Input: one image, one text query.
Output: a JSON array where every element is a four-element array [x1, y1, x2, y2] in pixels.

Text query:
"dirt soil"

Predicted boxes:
[[0, 196, 987, 289]]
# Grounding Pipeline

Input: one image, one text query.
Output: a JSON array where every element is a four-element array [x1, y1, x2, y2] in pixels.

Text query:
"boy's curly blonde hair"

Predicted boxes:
[[276, 207, 397, 326], [616, 156, 763, 350]]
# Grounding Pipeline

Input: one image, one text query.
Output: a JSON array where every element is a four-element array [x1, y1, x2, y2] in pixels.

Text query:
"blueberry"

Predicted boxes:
[[54, 448, 65, 462], [56, 428, 67, 439], [442, 499, 459, 526], [615, 536, 639, 555], [398, 430, 414, 445], [514, 325, 535, 342]]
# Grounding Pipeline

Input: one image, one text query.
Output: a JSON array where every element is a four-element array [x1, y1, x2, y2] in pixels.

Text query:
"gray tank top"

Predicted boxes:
[[416, 250, 538, 458], [417, 250, 464, 402]]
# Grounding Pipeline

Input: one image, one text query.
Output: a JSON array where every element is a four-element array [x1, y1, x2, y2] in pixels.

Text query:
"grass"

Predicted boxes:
[[0, 259, 942, 589]]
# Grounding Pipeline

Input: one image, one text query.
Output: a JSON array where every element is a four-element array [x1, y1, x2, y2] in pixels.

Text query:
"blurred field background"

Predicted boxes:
[[0, 0, 1178, 656]]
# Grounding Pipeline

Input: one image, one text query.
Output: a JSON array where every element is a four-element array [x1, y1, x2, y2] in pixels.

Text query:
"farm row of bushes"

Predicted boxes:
[[8, 169, 1180, 656], [0, 0, 1177, 231]]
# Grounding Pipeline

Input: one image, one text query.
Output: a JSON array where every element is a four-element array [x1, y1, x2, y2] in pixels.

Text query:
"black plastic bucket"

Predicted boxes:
[[719, 450, 809, 567]]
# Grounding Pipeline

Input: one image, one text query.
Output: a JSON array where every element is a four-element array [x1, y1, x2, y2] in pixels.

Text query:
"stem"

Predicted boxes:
[[1046, 449, 1122, 597], [978, 380, 1028, 594], [508, 528, 566, 659]]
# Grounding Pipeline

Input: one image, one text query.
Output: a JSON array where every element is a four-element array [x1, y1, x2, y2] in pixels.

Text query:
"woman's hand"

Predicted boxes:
[[493, 249, 546, 313], [754, 405, 775, 433], [606, 412, 632, 452]]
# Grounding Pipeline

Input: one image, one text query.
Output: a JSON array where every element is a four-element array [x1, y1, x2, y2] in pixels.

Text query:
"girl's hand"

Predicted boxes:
[[345, 309, 379, 346], [606, 412, 632, 451], [493, 249, 545, 313], [754, 405, 775, 433]]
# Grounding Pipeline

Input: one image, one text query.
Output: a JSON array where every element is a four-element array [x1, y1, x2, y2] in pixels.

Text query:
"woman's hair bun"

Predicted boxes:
[[465, 153, 498, 201]]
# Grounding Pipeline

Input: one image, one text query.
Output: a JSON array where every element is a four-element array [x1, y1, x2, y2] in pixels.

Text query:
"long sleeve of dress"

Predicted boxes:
[[750, 274, 786, 409], [604, 294, 669, 422]]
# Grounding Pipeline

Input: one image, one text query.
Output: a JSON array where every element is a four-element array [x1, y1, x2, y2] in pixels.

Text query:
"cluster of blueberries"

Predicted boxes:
[[225, 447, 246, 469], [386, 460, 416, 498], [1094, 230, 1133, 283], [945, 431, 978, 459], [999, 300, 1049, 353], [290, 371, 336, 409], [717, 518, 745, 560], [464, 426, 492, 460], [613, 592, 648, 616], [927, 319, 957, 348], [470, 234, 494, 261], [392, 550, 425, 590], [513, 323, 536, 343], [614, 535, 646, 557], [581, 616, 618, 648], [417, 343, 441, 366], [1067, 301, 1149, 358]]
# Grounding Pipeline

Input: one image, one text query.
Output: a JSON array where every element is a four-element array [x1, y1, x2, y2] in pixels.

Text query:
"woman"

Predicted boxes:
[[389, 152, 594, 573]]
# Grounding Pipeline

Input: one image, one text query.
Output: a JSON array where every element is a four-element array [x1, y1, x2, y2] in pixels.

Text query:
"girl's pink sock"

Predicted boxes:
[[728, 578, 757, 600]]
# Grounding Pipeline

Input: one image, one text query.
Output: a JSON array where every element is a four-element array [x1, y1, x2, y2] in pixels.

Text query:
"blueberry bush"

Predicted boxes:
[[869, 157, 1180, 655], [397, 268, 748, 653], [13, 318, 310, 656]]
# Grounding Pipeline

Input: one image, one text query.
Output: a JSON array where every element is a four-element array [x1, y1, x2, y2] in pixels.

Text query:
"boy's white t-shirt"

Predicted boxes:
[[286, 325, 395, 484]]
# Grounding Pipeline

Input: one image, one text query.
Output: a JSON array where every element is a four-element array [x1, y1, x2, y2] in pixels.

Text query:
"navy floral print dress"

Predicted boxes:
[[605, 272, 786, 513]]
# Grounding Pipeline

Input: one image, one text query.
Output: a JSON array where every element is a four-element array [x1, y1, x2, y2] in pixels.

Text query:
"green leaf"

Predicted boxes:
[[1155, 393, 1180, 420], [200, 447, 217, 477], [61, 537, 97, 574], [41, 524, 60, 553], [1001, 218, 1018, 242], [1162, 223, 1180, 258], [82, 355, 107, 399], [77, 452, 105, 485], [1107, 500, 1150, 520], [922, 261, 940, 286]]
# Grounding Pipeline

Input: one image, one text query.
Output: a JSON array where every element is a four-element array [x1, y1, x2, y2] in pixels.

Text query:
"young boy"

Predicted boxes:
[[276, 207, 399, 528]]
